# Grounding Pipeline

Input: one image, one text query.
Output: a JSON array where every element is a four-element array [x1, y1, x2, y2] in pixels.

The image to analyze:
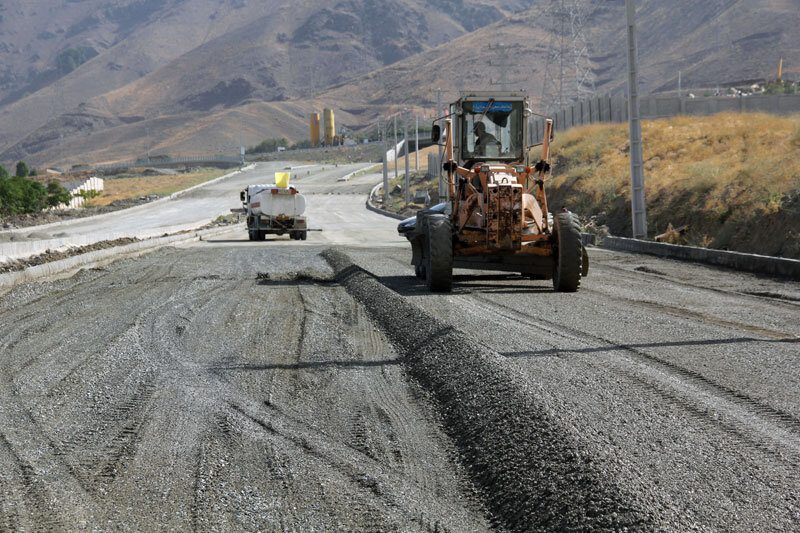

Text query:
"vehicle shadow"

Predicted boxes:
[[210, 358, 401, 373], [204, 238, 292, 243], [501, 336, 800, 358], [379, 273, 554, 296]]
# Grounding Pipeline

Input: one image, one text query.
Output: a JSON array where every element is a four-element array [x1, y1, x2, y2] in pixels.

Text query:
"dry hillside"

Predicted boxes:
[[0, 0, 798, 168], [542, 113, 800, 258]]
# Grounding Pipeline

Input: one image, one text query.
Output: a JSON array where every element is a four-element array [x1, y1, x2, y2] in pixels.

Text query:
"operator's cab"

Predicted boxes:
[[451, 92, 528, 167]]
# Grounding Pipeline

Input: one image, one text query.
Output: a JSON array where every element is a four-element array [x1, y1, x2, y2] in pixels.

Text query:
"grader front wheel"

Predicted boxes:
[[553, 212, 583, 292]]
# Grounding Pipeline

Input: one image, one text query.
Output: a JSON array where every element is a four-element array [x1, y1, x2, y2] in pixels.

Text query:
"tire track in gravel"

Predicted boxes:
[[324, 248, 660, 532], [374, 250, 800, 530], [0, 406, 90, 529], [382, 253, 800, 437], [591, 258, 800, 310], [468, 293, 800, 448]]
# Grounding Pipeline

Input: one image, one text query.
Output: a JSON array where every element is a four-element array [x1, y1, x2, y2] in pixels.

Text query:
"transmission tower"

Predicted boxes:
[[489, 43, 527, 91], [539, 0, 596, 113]]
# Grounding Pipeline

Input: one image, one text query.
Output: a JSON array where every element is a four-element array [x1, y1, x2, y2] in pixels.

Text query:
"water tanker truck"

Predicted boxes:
[[234, 172, 309, 241]]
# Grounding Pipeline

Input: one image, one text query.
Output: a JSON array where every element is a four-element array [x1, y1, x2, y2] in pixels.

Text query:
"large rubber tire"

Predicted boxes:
[[256, 230, 267, 242], [425, 215, 453, 292], [552, 212, 582, 292], [300, 231, 308, 241], [248, 229, 255, 241], [414, 262, 426, 279]]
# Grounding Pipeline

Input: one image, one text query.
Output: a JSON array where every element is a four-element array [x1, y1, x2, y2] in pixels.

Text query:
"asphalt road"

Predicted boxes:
[[0, 162, 377, 260], [1, 163, 798, 531]]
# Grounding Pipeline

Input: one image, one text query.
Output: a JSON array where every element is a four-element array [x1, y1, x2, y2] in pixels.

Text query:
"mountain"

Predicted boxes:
[[0, 0, 797, 168]]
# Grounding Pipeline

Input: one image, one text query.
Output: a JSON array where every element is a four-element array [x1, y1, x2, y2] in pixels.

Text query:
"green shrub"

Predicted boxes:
[[0, 176, 47, 215], [76, 189, 102, 200], [46, 181, 72, 208], [15, 161, 29, 178], [247, 137, 289, 154]]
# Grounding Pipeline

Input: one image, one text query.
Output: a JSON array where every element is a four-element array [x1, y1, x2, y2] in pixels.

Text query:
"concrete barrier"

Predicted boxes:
[[365, 182, 406, 221], [601, 236, 800, 280], [0, 225, 238, 290]]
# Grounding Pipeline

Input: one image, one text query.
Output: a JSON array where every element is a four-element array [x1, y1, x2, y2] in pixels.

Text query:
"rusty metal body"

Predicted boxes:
[[406, 91, 586, 291], [445, 92, 555, 273]]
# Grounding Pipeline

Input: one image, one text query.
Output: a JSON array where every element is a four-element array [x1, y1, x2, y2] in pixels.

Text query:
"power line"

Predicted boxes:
[[539, 0, 596, 112], [489, 43, 526, 91]]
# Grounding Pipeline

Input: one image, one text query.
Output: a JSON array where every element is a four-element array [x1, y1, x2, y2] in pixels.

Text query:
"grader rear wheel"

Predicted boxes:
[[552, 212, 582, 292]]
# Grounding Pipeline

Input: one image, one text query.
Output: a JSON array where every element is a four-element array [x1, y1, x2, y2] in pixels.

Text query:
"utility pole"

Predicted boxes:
[[381, 119, 389, 206], [436, 88, 445, 200], [404, 113, 410, 204], [393, 115, 398, 180], [678, 70, 682, 98], [414, 114, 419, 172], [626, 0, 647, 239]]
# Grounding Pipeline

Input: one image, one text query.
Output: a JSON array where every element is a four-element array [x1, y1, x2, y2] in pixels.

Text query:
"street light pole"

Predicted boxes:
[[381, 119, 389, 206], [393, 115, 398, 180], [404, 113, 410, 204], [414, 114, 419, 172], [626, 0, 647, 239]]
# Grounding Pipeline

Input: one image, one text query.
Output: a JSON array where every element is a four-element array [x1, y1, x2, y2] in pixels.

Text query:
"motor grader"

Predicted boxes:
[[406, 91, 588, 292]]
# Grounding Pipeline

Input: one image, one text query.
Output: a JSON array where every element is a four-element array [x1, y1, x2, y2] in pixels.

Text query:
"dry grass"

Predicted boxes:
[[87, 169, 227, 207], [536, 114, 800, 216], [536, 113, 800, 214], [533, 112, 800, 256]]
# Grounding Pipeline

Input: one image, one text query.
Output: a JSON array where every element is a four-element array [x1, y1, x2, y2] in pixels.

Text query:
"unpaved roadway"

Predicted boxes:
[[1, 163, 799, 531]]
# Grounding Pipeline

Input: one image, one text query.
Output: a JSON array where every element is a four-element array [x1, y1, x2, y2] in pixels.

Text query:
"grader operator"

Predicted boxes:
[[404, 92, 588, 292]]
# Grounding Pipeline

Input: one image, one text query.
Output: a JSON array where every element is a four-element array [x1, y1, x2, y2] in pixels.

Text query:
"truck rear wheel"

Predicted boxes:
[[552, 212, 582, 292], [300, 231, 307, 241], [425, 215, 453, 292], [257, 230, 266, 242]]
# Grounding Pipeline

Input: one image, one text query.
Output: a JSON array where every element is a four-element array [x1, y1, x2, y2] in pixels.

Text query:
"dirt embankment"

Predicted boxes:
[[539, 113, 800, 258]]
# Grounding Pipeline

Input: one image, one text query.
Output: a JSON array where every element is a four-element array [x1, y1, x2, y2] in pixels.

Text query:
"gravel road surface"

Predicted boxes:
[[1, 163, 798, 531]]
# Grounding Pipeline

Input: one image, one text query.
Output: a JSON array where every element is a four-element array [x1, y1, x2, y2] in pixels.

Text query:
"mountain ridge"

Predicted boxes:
[[0, 0, 797, 167]]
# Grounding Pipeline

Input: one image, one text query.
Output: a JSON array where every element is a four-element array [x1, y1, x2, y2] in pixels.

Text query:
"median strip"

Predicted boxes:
[[0, 224, 238, 290]]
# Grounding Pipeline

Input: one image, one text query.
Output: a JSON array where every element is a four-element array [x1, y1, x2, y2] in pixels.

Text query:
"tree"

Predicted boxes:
[[0, 176, 47, 215], [246, 137, 289, 154], [0, 165, 8, 179], [46, 181, 72, 208], [15, 161, 29, 178]]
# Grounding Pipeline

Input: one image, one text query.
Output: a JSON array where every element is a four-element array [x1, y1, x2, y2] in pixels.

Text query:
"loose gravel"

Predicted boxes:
[[324, 248, 659, 532]]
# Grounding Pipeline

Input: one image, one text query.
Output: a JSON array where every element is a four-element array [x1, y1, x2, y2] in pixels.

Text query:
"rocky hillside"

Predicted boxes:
[[0, 0, 797, 168]]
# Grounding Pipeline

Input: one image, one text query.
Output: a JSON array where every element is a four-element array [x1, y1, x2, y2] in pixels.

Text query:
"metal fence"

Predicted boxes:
[[530, 93, 800, 144]]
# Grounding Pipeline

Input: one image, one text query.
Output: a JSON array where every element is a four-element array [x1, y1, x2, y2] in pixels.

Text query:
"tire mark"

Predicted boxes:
[[0, 432, 63, 531], [234, 404, 400, 530], [470, 294, 800, 447], [582, 286, 797, 340], [59, 377, 158, 489], [591, 260, 800, 311]]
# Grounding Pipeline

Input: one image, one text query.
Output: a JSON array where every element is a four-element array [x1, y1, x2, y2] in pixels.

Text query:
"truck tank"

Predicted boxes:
[[247, 185, 307, 218]]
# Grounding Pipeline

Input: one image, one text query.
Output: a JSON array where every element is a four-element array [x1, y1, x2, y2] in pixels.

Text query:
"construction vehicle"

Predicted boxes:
[[232, 173, 309, 241], [404, 91, 588, 292]]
